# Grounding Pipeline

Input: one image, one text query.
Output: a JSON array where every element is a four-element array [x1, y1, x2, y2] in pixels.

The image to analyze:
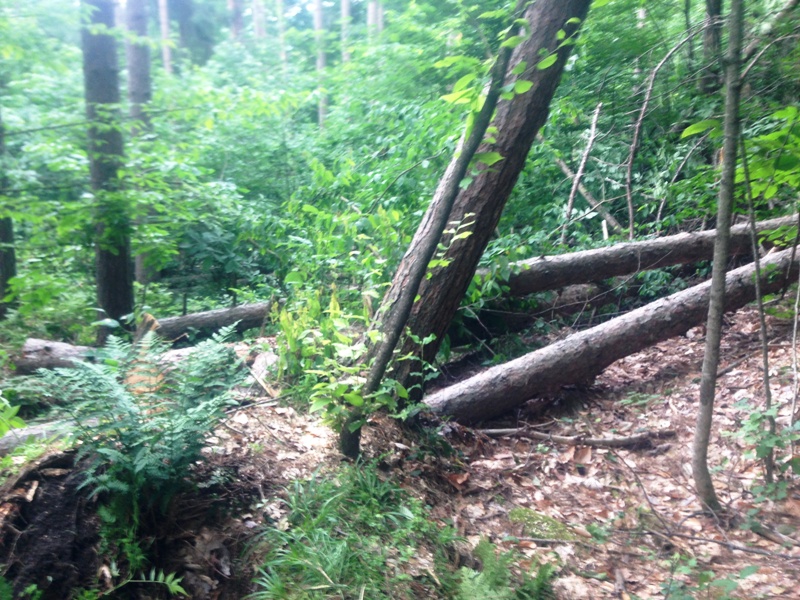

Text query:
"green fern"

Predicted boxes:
[[30, 326, 244, 537]]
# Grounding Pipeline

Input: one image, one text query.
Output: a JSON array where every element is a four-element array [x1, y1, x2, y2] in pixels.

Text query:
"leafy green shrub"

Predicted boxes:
[[30, 327, 244, 573]]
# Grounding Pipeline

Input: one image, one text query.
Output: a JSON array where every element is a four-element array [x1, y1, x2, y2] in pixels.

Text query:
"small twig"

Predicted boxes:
[[561, 102, 602, 245], [480, 427, 675, 449], [644, 529, 799, 560]]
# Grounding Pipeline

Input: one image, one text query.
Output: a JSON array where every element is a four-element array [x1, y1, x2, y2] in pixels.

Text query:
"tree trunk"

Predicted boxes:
[[155, 301, 271, 340], [340, 0, 350, 62], [126, 0, 160, 286], [376, 0, 591, 396], [82, 0, 134, 339], [425, 247, 799, 423], [228, 0, 243, 40], [314, 0, 326, 127], [699, 0, 722, 93], [275, 0, 287, 68], [253, 0, 266, 39], [0, 104, 16, 321], [158, 0, 173, 74], [13, 301, 271, 374], [495, 215, 795, 297], [693, 0, 744, 515]]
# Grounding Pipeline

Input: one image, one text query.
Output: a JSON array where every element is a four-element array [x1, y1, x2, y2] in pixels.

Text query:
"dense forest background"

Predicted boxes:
[[0, 0, 799, 598]]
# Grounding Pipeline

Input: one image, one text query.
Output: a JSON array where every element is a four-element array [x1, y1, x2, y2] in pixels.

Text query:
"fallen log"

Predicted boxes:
[[496, 215, 795, 296], [12, 301, 272, 374], [480, 427, 676, 449], [425, 247, 799, 422], [156, 301, 272, 340], [13, 339, 92, 374]]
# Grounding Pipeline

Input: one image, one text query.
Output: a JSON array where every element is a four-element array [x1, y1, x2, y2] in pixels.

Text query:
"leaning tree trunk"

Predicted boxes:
[[693, 0, 744, 515], [376, 0, 592, 397], [82, 0, 134, 339], [425, 247, 799, 423]]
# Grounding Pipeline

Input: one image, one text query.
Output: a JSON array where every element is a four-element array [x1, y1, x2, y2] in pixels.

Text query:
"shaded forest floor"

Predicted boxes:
[[2, 306, 800, 598]]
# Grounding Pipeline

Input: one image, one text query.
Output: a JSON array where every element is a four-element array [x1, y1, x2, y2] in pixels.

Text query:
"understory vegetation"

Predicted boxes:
[[1, 0, 799, 597]]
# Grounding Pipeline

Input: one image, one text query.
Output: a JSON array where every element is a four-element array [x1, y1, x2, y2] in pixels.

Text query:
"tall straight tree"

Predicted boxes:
[[82, 0, 134, 334], [126, 0, 159, 286], [700, 0, 722, 92], [341, 0, 351, 62], [0, 104, 15, 321], [158, 0, 173, 74], [370, 0, 592, 397], [253, 0, 266, 39], [313, 0, 326, 126], [693, 0, 744, 514], [228, 0, 243, 39]]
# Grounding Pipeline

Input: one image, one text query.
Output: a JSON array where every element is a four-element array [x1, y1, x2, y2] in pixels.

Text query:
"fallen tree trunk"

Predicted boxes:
[[12, 301, 272, 373], [425, 247, 798, 422], [156, 301, 271, 340], [496, 215, 795, 297]]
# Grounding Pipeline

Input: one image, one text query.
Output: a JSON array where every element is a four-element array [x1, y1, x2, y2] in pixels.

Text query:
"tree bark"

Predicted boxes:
[[158, 0, 173, 74], [496, 215, 795, 297], [314, 0, 326, 127], [0, 104, 16, 321], [154, 301, 271, 340], [425, 247, 799, 423], [228, 0, 243, 40], [693, 0, 744, 515], [699, 0, 722, 93], [82, 0, 134, 339], [375, 0, 596, 395], [13, 302, 271, 373], [340, 0, 350, 62], [253, 0, 266, 39]]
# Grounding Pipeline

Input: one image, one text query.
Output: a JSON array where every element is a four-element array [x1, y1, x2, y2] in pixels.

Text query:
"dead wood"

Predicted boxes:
[[13, 339, 92, 374], [497, 215, 794, 297], [425, 247, 799, 422], [156, 301, 271, 341], [480, 427, 676, 449]]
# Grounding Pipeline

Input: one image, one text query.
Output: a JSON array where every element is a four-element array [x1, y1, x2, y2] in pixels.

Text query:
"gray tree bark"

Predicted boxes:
[[82, 0, 134, 339], [497, 215, 795, 297], [0, 104, 16, 321], [425, 247, 799, 423], [693, 0, 744, 515]]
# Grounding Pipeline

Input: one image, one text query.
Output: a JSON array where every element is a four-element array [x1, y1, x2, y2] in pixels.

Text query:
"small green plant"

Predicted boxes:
[[659, 554, 758, 600], [30, 326, 244, 586], [456, 538, 556, 600], [0, 390, 25, 436], [249, 461, 459, 598], [508, 508, 577, 541]]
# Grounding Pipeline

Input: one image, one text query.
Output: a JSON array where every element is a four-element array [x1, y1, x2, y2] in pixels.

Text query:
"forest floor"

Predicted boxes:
[[2, 305, 800, 598]]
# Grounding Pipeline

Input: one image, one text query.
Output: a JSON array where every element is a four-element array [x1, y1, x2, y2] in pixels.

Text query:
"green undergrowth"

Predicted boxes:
[[249, 462, 558, 599], [249, 461, 460, 599]]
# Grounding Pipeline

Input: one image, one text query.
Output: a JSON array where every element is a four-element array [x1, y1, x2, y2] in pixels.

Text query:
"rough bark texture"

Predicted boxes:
[[155, 301, 271, 340], [82, 0, 134, 331], [13, 302, 271, 373], [700, 0, 722, 93], [498, 215, 795, 297], [425, 247, 799, 423], [383, 0, 591, 394], [14, 339, 92, 374], [125, 0, 151, 130], [0, 105, 16, 321], [158, 0, 173, 73], [693, 0, 744, 514]]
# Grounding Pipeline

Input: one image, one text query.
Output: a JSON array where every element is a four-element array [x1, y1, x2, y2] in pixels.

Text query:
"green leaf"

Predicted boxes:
[[394, 381, 409, 400], [501, 35, 526, 49], [343, 392, 364, 407], [592, 0, 613, 7], [284, 271, 306, 284], [681, 119, 720, 138], [510, 61, 527, 75], [537, 54, 558, 70], [474, 152, 504, 166], [514, 80, 533, 94], [453, 73, 477, 92], [739, 566, 759, 578]]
